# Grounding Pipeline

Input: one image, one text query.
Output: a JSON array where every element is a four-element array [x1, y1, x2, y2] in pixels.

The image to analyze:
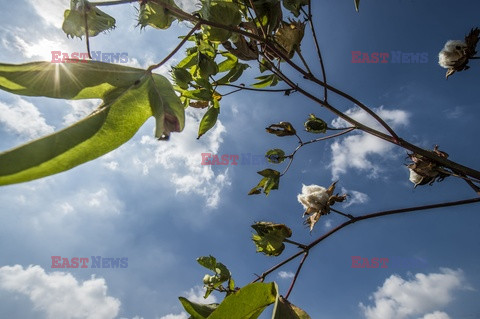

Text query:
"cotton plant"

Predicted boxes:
[[438, 28, 479, 78], [297, 182, 347, 231]]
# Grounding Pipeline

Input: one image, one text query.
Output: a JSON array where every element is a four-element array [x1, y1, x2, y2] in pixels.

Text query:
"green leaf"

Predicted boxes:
[[304, 113, 327, 134], [252, 74, 281, 88], [0, 61, 184, 185], [265, 122, 296, 137], [272, 295, 311, 319], [179, 297, 218, 319], [248, 169, 280, 196], [198, 53, 219, 79], [172, 67, 192, 90], [218, 52, 238, 73], [354, 0, 360, 12], [216, 63, 249, 85], [181, 89, 213, 101], [137, 0, 180, 30], [62, 0, 116, 38], [266, 149, 286, 164], [197, 102, 219, 139], [208, 282, 278, 319], [177, 49, 198, 69], [251, 222, 292, 256], [282, 0, 309, 17], [198, 0, 242, 42]]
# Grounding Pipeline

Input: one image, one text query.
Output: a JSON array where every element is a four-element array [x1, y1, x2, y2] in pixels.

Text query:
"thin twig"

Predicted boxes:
[[302, 3, 328, 101], [281, 128, 355, 176], [147, 22, 201, 72], [83, 6, 92, 59], [330, 208, 355, 220], [90, 0, 138, 6], [216, 83, 293, 94], [283, 238, 307, 250], [284, 251, 308, 300]]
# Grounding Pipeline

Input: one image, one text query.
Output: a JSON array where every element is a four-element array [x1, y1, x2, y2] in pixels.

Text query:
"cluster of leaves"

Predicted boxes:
[[179, 255, 311, 318], [248, 114, 339, 197]]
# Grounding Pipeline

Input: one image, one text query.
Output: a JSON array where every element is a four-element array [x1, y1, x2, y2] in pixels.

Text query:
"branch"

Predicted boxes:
[[147, 22, 202, 72], [302, 3, 328, 101], [284, 251, 308, 300], [252, 197, 480, 283], [91, 0, 138, 6]]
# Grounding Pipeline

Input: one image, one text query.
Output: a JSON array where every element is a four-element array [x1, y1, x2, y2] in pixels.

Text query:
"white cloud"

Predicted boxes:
[[330, 106, 409, 180], [184, 285, 217, 304], [9, 35, 64, 61], [0, 97, 54, 139], [29, 0, 70, 28], [0, 265, 120, 319], [341, 187, 369, 208], [113, 108, 230, 208], [418, 312, 451, 319], [360, 268, 468, 319], [278, 271, 295, 279], [443, 106, 463, 120]]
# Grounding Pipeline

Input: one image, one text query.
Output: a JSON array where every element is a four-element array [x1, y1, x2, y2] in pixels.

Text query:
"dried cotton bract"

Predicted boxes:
[[297, 182, 346, 231]]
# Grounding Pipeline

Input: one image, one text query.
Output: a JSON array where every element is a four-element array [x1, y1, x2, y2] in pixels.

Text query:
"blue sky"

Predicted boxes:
[[0, 0, 480, 318]]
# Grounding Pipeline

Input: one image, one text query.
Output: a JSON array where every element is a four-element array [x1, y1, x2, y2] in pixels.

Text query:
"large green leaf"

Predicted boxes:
[[0, 61, 184, 185], [178, 297, 218, 319], [208, 282, 278, 319]]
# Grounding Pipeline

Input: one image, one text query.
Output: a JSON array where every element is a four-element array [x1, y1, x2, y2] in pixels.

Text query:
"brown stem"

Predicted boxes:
[[303, 3, 328, 101], [284, 251, 308, 300], [147, 22, 201, 72]]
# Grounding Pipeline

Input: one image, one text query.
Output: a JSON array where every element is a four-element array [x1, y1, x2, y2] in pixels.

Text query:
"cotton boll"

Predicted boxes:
[[297, 184, 329, 211], [408, 168, 424, 187], [438, 40, 467, 68]]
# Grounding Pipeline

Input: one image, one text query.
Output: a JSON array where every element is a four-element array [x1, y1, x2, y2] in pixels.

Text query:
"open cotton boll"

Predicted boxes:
[[297, 184, 329, 211], [438, 40, 467, 68]]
